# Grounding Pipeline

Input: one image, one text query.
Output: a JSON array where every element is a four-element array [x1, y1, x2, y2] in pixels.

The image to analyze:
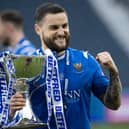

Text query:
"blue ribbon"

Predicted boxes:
[[0, 52, 16, 128], [45, 49, 67, 129]]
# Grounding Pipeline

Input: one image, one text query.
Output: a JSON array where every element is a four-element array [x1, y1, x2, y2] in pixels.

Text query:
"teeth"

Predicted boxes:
[[56, 38, 65, 40], [57, 37, 64, 39]]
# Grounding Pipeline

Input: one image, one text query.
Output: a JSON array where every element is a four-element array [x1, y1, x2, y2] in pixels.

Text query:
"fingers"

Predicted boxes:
[[10, 100, 25, 108], [96, 51, 111, 60], [96, 51, 118, 74], [10, 92, 26, 118], [96, 51, 112, 66], [10, 106, 24, 111], [10, 92, 26, 111]]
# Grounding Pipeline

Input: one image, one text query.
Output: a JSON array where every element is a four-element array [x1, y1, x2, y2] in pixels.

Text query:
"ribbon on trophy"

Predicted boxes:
[[45, 49, 67, 129], [0, 51, 16, 128]]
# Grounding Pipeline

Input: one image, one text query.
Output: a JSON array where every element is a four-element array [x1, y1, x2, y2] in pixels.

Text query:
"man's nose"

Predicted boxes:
[[57, 27, 65, 36]]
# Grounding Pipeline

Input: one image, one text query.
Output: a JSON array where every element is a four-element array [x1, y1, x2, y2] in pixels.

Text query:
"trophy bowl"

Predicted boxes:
[[13, 55, 44, 78], [3, 55, 47, 129]]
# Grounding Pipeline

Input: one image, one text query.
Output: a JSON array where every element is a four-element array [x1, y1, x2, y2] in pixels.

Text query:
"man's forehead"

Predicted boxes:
[[43, 12, 68, 25]]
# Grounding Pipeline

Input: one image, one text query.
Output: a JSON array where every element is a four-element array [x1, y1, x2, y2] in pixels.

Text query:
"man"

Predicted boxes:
[[0, 10, 36, 127], [0, 10, 36, 55], [10, 3, 122, 129]]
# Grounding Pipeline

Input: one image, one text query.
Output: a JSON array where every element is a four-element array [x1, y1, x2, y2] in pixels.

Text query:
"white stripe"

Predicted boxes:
[[64, 79, 68, 95], [83, 51, 88, 59], [20, 47, 35, 55]]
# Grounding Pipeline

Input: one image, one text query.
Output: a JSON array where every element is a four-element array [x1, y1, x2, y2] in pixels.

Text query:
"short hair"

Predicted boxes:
[[0, 10, 23, 28], [34, 2, 66, 24]]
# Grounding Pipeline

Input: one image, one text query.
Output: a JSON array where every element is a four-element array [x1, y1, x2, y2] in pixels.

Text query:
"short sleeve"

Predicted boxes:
[[91, 58, 109, 98]]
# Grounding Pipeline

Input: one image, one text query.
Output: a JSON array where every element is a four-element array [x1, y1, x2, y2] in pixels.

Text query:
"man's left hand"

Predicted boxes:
[[96, 51, 118, 74]]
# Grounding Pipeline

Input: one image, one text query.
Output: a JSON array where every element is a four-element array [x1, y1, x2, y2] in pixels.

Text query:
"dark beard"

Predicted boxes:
[[42, 33, 70, 52]]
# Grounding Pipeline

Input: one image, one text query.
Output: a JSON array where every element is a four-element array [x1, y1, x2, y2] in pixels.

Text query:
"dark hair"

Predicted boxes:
[[34, 2, 66, 24], [0, 10, 23, 28]]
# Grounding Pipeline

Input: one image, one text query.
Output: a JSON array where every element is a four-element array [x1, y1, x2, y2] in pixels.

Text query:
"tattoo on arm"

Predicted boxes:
[[103, 71, 122, 110]]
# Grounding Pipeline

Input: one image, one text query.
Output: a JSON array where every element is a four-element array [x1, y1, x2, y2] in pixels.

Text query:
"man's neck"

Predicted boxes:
[[41, 45, 65, 57], [57, 50, 65, 57]]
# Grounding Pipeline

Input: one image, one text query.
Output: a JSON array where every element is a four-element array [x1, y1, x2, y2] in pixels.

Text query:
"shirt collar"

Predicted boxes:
[[39, 47, 66, 60]]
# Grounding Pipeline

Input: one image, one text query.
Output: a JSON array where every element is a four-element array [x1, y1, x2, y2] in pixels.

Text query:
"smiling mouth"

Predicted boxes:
[[55, 37, 65, 42]]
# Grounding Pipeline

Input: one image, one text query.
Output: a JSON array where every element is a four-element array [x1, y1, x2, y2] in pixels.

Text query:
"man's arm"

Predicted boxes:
[[96, 52, 122, 110]]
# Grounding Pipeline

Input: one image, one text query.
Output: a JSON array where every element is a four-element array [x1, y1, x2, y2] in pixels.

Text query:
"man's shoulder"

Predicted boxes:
[[19, 39, 34, 47], [68, 47, 93, 60], [15, 38, 36, 55], [32, 48, 42, 55], [68, 48, 99, 67]]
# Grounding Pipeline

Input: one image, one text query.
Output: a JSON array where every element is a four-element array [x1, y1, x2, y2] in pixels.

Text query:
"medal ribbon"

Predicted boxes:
[[45, 49, 67, 129], [0, 52, 15, 127]]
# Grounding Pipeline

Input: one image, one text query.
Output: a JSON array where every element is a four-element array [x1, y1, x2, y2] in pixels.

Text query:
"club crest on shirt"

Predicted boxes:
[[73, 63, 82, 72]]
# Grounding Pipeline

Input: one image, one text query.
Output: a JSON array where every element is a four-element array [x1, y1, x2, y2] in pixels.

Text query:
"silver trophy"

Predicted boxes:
[[4, 55, 47, 129]]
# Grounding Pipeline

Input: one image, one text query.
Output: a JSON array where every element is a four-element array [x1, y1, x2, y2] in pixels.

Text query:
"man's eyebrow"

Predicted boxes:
[[48, 21, 68, 26], [48, 22, 68, 29], [62, 23, 68, 27]]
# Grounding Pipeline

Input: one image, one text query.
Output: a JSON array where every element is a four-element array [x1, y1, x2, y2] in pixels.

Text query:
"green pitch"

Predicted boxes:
[[91, 123, 129, 129]]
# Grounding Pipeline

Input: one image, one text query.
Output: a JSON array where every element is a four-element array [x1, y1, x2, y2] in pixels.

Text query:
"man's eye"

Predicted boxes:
[[62, 23, 67, 28], [50, 25, 58, 30]]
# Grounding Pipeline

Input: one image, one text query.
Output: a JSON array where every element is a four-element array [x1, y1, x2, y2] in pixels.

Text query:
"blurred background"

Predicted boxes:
[[0, 0, 129, 129]]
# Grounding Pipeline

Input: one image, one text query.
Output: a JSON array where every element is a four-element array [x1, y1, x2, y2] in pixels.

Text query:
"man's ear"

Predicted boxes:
[[34, 24, 41, 36]]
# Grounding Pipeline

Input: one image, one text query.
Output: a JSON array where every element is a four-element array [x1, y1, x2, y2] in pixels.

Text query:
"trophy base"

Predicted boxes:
[[3, 118, 47, 129], [4, 123, 47, 129]]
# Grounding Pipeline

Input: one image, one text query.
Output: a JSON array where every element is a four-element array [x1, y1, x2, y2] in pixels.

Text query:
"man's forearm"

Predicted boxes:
[[96, 52, 122, 110], [104, 70, 122, 110]]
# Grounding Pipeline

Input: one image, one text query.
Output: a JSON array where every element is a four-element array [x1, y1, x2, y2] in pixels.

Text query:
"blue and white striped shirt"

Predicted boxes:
[[8, 37, 36, 55]]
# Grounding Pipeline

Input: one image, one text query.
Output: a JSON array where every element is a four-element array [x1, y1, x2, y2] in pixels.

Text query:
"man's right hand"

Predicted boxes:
[[10, 92, 26, 118]]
